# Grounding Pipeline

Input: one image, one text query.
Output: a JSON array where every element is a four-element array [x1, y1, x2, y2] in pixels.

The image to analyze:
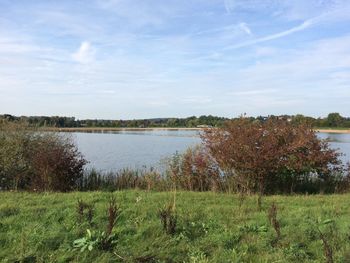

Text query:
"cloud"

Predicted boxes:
[[229, 89, 277, 96], [238, 22, 252, 36], [34, 10, 103, 39], [224, 18, 314, 50], [223, 35, 350, 112], [180, 96, 213, 104], [223, 0, 235, 14], [222, 0, 350, 20], [95, 0, 168, 28], [222, 0, 350, 51], [193, 22, 252, 41], [147, 100, 169, 107], [255, 46, 276, 56], [72, 41, 95, 63], [0, 35, 42, 54]]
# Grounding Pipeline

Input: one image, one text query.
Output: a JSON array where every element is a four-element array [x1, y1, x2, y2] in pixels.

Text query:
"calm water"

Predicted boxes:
[[71, 130, 350, 172]]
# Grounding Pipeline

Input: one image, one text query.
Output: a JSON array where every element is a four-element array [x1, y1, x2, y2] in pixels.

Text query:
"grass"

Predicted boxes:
[[1, 191, 350, 262]]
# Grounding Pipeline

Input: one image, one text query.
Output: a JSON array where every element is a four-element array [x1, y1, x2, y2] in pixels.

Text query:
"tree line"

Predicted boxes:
[[0, 114, 227, 128], [1, 112, 349, 128]]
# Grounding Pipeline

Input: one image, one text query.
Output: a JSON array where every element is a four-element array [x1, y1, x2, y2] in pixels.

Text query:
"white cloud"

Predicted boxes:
[[224, 18, 314, 50], [96, 0, 168, 28], [0, 35, 41, 54], [147, 100, 169, 107], [223, 0, 235, 14], [180, 96, 213, 104], [229, 89, 277, 96], [72, 41, 95, 64], [255, 46, 276, 56], [238, 22, 252, 36], [222, 0, 350, 51], [222, 0, 350, 21]]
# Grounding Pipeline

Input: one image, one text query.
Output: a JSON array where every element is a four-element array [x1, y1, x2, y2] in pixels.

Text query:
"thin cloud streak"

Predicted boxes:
[[224, 18, 315, 50], [223, 4, 350, 50]]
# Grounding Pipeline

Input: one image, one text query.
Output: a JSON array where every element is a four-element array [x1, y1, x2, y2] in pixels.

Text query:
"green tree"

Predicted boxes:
[[326, 113, 344, 127]]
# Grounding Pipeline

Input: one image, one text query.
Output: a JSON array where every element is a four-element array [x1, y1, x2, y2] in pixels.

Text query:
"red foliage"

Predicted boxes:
[[168, 146, 220, 191], [27, 134, 87, 192], [201, 118, 342, 194]]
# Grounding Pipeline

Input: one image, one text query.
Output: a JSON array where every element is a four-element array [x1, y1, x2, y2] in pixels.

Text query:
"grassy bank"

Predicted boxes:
[[1, 191, 350, 262]]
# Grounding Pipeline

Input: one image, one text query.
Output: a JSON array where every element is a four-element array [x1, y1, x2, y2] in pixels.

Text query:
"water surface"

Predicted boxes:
[[72, 130, 350, 172], [73, 130, 200, 171]]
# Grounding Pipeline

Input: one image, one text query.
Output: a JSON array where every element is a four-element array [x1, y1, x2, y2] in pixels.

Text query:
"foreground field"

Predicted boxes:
[[1, 191, 350, 262]]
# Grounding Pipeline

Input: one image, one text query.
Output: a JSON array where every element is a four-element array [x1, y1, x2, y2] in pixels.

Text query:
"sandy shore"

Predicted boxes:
[[315, 129, 350, 134]]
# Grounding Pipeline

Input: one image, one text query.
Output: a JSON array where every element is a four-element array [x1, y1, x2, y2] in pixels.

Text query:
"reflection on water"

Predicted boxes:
[[72, 130, 201, 172], [76, 129, 200, 138], [72, 131, 350, 172], [317, 132, 350, 165], [317, 132, 350, 143]]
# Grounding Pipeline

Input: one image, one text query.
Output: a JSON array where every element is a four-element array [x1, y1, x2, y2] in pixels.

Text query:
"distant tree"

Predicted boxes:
[[1, 113, 349, 129], [127, 120, 138, 128], [326, 113, 344, 127], [113, 120, 121, 127], [292, 114, 315, 126], [166, 118, 179, 127]]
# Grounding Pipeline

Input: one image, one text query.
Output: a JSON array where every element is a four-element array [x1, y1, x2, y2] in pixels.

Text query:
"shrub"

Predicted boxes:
[[0, 120, 32, 190], [27, 133, 87, 191], [0, 120, 87, 191], [202, 118, 343, 195], [166, 146, 221, 191]]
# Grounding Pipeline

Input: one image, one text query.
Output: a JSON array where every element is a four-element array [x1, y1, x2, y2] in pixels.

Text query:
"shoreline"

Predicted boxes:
[[40, 127, 350, 133], [315, 129, 350, 134]]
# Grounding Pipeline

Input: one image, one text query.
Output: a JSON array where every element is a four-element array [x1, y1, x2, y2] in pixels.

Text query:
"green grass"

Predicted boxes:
[[1, 191, 350, 262]]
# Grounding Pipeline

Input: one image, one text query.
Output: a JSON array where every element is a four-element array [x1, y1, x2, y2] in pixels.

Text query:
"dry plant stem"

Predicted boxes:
[[106, 196, 119, 236], [318, 228, 334, 263], [268, 202, 281, 240]]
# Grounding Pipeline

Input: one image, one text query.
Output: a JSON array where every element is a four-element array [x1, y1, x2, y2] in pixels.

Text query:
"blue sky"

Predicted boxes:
[[1, 0, 350, 119]]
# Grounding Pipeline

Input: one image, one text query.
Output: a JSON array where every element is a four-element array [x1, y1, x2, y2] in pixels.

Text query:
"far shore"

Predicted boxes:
[[315, 129, 350, 134], [41, 127, 350, 133], [41, 127, 202, 132]]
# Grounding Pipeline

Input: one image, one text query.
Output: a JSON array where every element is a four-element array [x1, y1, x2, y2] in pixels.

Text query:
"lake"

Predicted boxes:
[[71, 130, 350, 172]]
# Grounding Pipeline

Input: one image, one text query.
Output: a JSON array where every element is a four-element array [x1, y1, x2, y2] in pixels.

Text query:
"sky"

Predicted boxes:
[[1, 0, 350, 119]]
